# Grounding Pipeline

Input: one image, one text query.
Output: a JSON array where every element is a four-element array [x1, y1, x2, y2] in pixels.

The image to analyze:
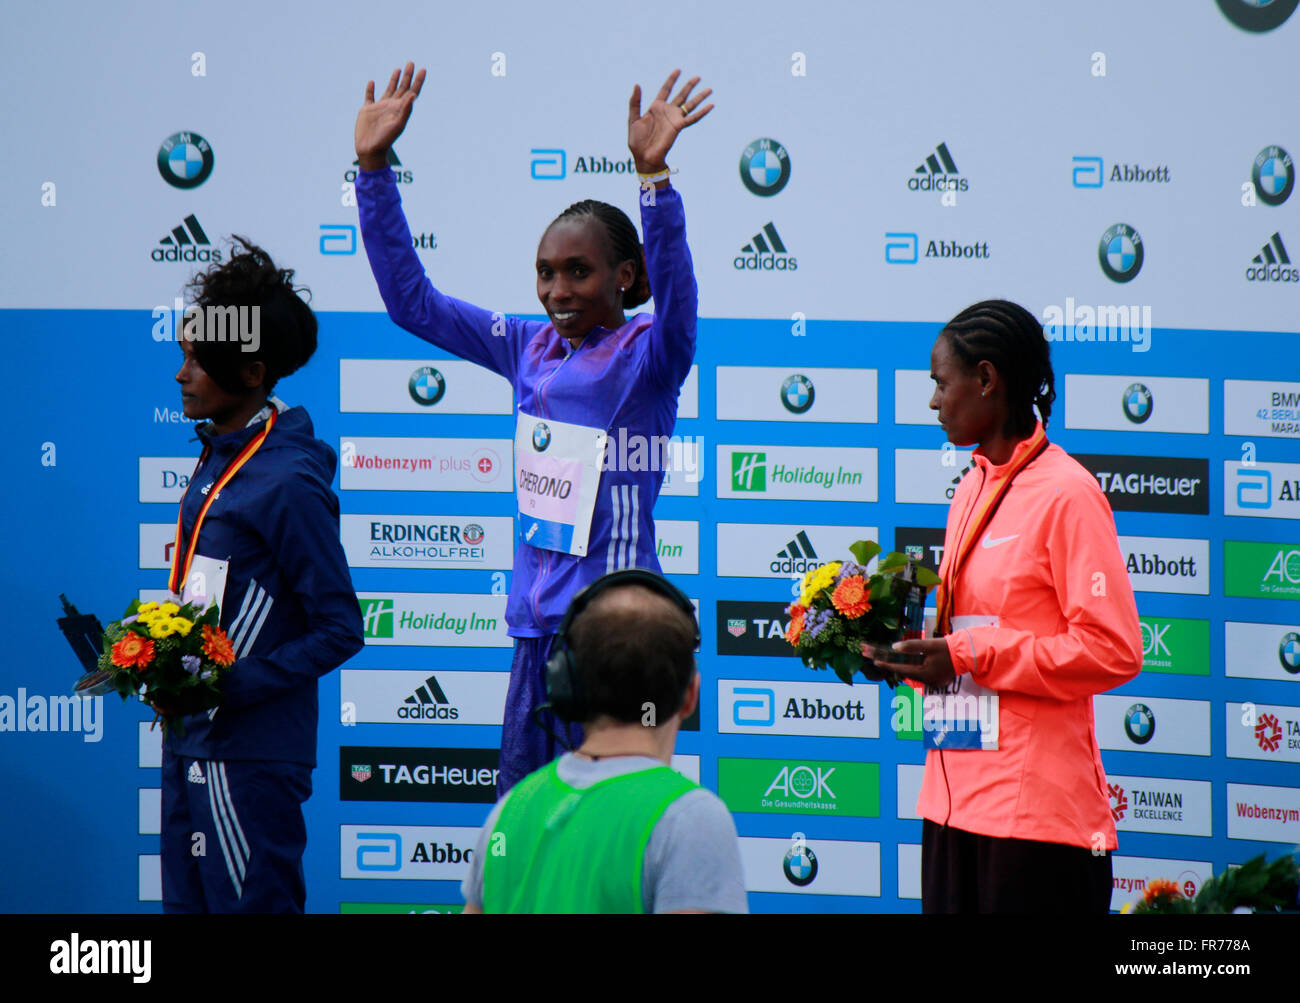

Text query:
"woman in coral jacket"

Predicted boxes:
[[877, 299, 1142, 914]]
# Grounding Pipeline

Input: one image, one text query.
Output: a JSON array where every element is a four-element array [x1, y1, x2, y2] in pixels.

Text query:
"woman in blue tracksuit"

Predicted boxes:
[[353, 63, 711, 793], [160, 238, 364, 912]]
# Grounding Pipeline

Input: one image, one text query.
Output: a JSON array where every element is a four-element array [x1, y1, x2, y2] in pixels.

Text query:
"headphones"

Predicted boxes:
[[544, 568, 700, 723]]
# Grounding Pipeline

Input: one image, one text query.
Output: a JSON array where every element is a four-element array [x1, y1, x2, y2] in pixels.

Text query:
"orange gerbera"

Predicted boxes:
[[784, 604, 807, 645], [831, 576, 871, 619], [111, 633, 155, 670], [201, 625, 236, 667], [1142, 879, 1182, 904]]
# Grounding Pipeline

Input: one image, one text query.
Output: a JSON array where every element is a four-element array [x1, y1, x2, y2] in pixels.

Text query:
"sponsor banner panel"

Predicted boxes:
[[1074, 454, 1208, 514], [341, 515, 514, 569], [894, 448, 975, 504], [716, 523, 878, 580], [717, 679, 879, 738], [655, 520, 699, 575], [339, 747, 500, 802], [139, 457, 198, 503], [1138, 617, 1209, 675], [896, 763, 924, 821], [1223, 460, 1300, 519], [1109, 856, 1212, 913], [738, 837, 880, 897], [1225, 702, 1300, 763], [339, 359, 512, 414], [659, 438, 702, 497], [1119, 536, 1209, 595], [717, 445, 877, 501], [357, 593, 510, 647], [716, 601, 796, 657], [338, 669, 510, 725], [139, 523, 174, 570], [1224, 541, 1300, 601], [894, 526, 945, 576], [1094, 695, 1210, 756], [340, 825, 480, 880], [1106, 775, 1212, 836], [715, 366, 878, 423], [897, 843, 922, 900], [1226, 783, 1300, 843], [718, 758, 880, 817], [894, 370, 939, 426], [1224, 379, 1300, 439], [339, 437, 512, 492], [678, 365, 699, 420], [340, 902, 463, 914], [1225, 621, 1300, 680], [1063, 374, 1209, 434]]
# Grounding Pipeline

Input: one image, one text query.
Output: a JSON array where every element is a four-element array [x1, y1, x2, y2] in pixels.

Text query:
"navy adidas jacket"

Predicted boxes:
[[165, 405, 364, 767]]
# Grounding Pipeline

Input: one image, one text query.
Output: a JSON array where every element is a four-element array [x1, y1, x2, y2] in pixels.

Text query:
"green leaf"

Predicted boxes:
[[913, 565, 942, 588], [877, 551, 909, 572], [849, 540, 882, 566]]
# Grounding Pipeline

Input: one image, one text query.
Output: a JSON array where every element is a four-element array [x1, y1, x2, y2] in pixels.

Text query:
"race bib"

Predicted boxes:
[[923, 614, 1000, 751], [178, 554, 229, 614], [515, 412, 606, 557]]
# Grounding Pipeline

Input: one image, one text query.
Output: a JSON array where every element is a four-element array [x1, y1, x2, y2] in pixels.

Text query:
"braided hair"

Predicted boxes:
[[942, 299, 1056, 437], [184, 235, 317, 394], [547, 201, 651, 308]]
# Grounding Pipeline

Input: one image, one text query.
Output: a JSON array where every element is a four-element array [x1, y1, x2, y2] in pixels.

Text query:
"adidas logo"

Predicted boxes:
[[770, 530, 820, 575], [345, 146, 413, 184], [909, 142, 968, 193], [152, 214, 222, 263], [1246, 232, 1299, 283], [397, 674, 458, 720], [734, 222, 797, 271], [187, 762, 206, 785]]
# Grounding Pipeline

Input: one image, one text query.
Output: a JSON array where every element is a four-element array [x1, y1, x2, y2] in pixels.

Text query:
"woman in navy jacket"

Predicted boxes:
[[160, 238, 364, 913]]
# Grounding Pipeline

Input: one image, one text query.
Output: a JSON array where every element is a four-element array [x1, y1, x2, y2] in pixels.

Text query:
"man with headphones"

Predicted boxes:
[[460, 569, 747, 913]]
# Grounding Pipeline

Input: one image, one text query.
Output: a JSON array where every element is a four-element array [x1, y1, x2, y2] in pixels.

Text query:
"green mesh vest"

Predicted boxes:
[[482, 759, 698, 913]]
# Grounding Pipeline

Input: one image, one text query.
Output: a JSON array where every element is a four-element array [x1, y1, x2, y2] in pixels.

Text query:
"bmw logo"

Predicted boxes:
[[463, 523, 485, 546], [532, 422, 551, 451], [740, 138, 791, 197], [1124, 703, 1156, 745], [780, 374, 815, 414], [1122, 383, 1154, 424], [782, 844, 818, 887], [157, 131, 214, 189], [1217, 0, 1299, 33], [1098, 223, 1144, 283], [408, 366, 446, 406], [1252, 145, 1294, 207], [1280, 631, 1300, 674]]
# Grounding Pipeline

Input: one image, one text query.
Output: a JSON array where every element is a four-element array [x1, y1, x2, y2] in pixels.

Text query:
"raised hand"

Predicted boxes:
[[627, 69, 713, 174], [355, 62, 427, 172]]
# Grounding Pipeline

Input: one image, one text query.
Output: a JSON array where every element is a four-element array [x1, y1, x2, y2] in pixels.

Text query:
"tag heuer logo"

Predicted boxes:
[[351, 765, 373, 782], [727, 618, 748, 637]]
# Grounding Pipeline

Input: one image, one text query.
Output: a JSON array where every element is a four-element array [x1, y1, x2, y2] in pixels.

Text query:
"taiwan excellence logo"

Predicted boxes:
[[408, 367, 446, 406], [1124, 703, 1156, 745], [1281, 631, 1300, 674], [531, 422, 551, 452], [1252, 145, 1294, 206], [1255, 712, 1283, 752], [783, 843, 818, 887], [157, 131, 214, 189], [780, 374, 815, 414], [1122, 383, 1154, 425], [1098, 223, 1144, 282], [740, 138, 790, 197], [1108, 782, 1128, 822], [1217, 0, 1299, 33]]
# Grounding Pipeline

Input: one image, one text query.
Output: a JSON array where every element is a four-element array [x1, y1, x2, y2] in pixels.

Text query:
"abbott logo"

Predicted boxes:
[[884, 232, 919, 264], [530, 148, 566, 179], [733, 687, 775, 727], [320, 224, 357, 255], [1072, 155, 1104, 188], [1237, 469, 1273, 509], [356, 832, 402, 871]]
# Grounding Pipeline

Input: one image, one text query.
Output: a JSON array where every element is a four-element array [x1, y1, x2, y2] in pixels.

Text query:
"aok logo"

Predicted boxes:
[[1265, 548, 1300, 585], [361, 599, 395, 639], [1142, 621, 1172, 659], [764, 765, 836, 801]]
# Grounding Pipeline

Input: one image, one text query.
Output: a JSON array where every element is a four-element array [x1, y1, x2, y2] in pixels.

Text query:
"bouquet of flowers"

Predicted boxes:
[[1122, 852, 1300, 914], [785, 540, 941, 687], [75, 599, 237, 732]]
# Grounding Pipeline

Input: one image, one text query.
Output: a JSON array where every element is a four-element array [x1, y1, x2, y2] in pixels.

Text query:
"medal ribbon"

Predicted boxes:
[[168, 411, 278, 596], [935, 424, 1049, 636]]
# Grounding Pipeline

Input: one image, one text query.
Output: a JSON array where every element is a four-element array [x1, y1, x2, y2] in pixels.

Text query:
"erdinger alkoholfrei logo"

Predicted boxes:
[[1124, 703, 1156, 745], [157, 131, 214, 189], [1099, 223, 1144, 282], [1252, 146, 1295, 207], [531, 422, 551, 452], [780, 374, 815, 414], [1217, 0, 1299, 33], [1280, 631, 1300, 674], [740, 138, 790, 197], [408, 366, 446, 406], [1122, 383, 1154, 424], [462, 523, 485, 546], [783, 844, 818, 887]]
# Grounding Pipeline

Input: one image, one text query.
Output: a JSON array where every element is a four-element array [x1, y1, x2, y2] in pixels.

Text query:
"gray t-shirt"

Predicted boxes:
[[461, 754, 748, 913]]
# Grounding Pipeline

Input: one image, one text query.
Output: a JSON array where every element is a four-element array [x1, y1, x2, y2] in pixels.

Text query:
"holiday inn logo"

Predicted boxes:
[[361, 598, 395, 639], [731, 452, 766, 492]]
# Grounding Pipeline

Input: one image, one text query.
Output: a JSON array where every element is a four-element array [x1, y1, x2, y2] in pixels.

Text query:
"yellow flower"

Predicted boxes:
[[137, 602, 160, 614], [159, 602, 181, 616], [148, 620, 176, 639], [170, 617, 194, 637]]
